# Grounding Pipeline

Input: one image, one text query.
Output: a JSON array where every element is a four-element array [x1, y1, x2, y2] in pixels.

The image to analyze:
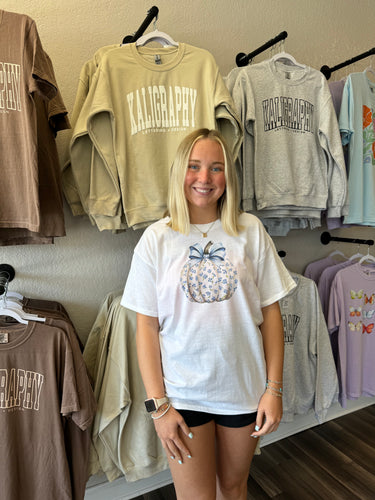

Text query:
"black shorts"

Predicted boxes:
[[177, 409, 257, 428]]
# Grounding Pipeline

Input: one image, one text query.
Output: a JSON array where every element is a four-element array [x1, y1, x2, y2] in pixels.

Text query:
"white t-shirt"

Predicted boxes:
[[122, 213, 295, 414]]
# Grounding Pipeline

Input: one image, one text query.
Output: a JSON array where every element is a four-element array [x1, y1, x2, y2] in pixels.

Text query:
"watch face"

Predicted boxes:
[[145, 399, 157, 412]]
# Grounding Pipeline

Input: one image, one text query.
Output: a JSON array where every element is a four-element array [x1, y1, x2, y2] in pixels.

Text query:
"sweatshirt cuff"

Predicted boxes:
[[327, 205, 348, 218]]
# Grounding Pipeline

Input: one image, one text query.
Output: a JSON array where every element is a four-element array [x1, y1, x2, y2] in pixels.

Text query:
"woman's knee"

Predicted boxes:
[[216, 475, 248, 499]]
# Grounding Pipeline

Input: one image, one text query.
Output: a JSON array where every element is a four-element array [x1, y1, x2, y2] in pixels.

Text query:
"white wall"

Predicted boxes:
[[0, 0, 374, 342]]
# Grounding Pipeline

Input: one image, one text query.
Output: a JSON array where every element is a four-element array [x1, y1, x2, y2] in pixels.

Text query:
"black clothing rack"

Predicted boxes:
[[320, 47, 375, 80], [236, 31, 288, 67], [0, 264, 15, 296], [122, 5, 159, 44], [320, 231, 374, 246]]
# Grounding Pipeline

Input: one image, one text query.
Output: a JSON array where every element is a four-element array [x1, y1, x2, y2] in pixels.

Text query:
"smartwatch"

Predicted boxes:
[[144, 396, 169, 413]]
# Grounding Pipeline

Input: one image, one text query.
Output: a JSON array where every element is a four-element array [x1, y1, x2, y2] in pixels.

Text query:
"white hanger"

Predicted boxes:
[[135, 16, 178, 47], [349, 251, 364, 261], [271, 51, 306, 69], [364, 63, 375, 83], [0, 305, 29, 324], [6, 291, 23, 300], [270, 41, 305, 69], [329, 249, 346, 258], [328, 249, 347, 262], [0, 302, 46, 324], [349, 244, 364, 261], [1, 296, 44, 319], [0, 268, 45, 324], [0, 290, 45, 324], [2, 296, 23, 309], [136, 29, 178, 47], [358, 248, 375, 265]]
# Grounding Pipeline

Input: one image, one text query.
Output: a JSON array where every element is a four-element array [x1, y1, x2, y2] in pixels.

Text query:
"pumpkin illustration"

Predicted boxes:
[[180, 241, 238, 303]]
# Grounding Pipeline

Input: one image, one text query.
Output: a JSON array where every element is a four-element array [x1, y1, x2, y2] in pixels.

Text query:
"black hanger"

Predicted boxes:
[[122, 5, 159, 45]]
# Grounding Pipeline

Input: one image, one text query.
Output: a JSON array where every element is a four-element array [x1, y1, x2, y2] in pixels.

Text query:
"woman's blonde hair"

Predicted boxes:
[[166, 128, 242, 236]]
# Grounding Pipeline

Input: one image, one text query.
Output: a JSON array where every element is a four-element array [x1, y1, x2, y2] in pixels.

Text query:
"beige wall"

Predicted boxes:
[[1, 0, 374, 342]]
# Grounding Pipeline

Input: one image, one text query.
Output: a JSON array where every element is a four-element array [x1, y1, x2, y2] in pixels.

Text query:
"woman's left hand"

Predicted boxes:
[[250, 390, 282, 437]]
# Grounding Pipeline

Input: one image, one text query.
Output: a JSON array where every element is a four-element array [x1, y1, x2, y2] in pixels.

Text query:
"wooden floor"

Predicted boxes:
[[136, 404, 375, 500]]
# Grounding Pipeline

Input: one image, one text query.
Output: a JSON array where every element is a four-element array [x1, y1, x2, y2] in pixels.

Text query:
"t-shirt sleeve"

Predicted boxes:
[[327, 274, 341, 334], [339, 77, 353, 146], [60, 336, 81, 418], [26, 20, 57, 99], [121, 250, 158, 317]]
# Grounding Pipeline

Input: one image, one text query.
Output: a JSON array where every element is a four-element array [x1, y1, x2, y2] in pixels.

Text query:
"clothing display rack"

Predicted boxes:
[[236, 31, 288, 67], [0, 263, 15, 296], [320, 231, 374, 246], [122, 5, 159, 44], [320, 47, 375, 79]]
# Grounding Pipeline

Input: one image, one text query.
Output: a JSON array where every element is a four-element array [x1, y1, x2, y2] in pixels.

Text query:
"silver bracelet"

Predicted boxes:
[[151, 403, 171, 420]]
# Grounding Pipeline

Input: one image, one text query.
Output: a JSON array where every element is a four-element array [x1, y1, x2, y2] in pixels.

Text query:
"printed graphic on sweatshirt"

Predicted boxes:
[[0, 368, 44, 411], [282, 313, 300, 344], [363, 105, 375, 166], [180, 241, 238, 303], [0, 62, 21, 112], [127, 85, 197, 135], [262, 97, 314, 133]]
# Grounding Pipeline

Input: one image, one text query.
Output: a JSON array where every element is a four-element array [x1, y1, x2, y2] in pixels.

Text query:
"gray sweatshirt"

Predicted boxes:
[[227, 59, 348, 220], [279, 272, 339, 423]]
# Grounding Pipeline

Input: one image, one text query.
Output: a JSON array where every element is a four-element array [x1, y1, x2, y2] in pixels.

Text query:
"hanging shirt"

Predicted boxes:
[[317, 259, 355, 322], [0, 320, 81, 500], [84, 293, 168, 482], [0, 10, 57, 232], [21, 298, 96, 500], [227, 59, 348, 222], [303, 255, 340, 284], [328, 262, 375, 408], [329, 79, 346, 119], [69, 43, 243, 229], [92, 299, 168, 482], [62, 44, 119, 223], [0, 51, 68, 245], [279, 272, 338, 423], [339, 71, 375, 225]]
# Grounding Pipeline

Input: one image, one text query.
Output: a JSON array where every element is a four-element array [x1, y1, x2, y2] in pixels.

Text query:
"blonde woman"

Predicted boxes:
[[122, 129, 295, 499]]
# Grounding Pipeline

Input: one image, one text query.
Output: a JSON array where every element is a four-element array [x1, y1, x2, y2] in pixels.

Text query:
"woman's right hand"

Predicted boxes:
[[153, 407, 193, 463]]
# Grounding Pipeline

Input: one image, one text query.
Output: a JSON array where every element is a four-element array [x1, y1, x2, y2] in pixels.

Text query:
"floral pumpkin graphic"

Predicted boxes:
[[180, 241, 238, 303]]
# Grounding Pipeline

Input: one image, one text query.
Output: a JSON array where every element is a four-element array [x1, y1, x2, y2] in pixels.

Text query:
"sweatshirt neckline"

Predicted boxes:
[[129, 42, 185, 71], [268, 58, 309, 85]]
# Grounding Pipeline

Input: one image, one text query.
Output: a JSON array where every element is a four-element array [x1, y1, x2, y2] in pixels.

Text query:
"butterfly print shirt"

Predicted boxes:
[[328, 263, 375, 407]]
